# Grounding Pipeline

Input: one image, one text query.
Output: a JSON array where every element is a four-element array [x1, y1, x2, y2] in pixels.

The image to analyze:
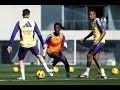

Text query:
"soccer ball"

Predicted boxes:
[[53, 66, 59, 73], [111, 68, 119, 75], [36, 70, 45, 79], [69, 66, 74, 73], [36, 70, 41, 76], [98, 68, 105, 74], [12, 67, 19, 73]]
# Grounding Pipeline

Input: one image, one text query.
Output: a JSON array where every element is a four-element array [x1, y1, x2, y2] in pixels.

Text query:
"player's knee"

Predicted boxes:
[[93, 56, 97, 60], [87, 53, 93, 58]]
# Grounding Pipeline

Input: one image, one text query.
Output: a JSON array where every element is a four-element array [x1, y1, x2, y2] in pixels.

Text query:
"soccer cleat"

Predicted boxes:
[[17, 77, 25, 80], [48, 68, 54, 72], [66, 72, 71, 77], [101, 75, 107, 79], [47, 69, 54, 77], [66, 73, 70, 77], [48, 72, 54, 76], [78, 72, 89, 78], [66, 74, 73, 78], [47, 69, 54, 73]]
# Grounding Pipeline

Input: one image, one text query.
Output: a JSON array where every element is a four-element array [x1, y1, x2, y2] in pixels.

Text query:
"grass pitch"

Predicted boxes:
[[0, 64, 120, 85]]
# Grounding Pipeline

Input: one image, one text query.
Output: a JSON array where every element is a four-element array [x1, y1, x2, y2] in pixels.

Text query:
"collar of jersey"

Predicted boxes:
[[23, 15, 29, 18]]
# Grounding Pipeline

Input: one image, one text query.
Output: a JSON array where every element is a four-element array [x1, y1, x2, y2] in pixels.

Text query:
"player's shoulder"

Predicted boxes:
[[18, 19, 22, 22], [47, 33, 52, 38], [48, 33, 52, 36], [95, 18, 102, 25], [60, 32, 65, 36], [46, 33, 52, 40], [60, 31, 64, 35], [95, 18, 101, 22], [15, 20, 20, 25], [29, 18, 35, 22]]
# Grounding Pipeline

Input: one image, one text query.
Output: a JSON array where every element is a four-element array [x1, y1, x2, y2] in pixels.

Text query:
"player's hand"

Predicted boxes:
[[7, 46, 12, 54], [80, 38, 85, 43], [43, 44, 47, 49], [63, 42, 67, 48]]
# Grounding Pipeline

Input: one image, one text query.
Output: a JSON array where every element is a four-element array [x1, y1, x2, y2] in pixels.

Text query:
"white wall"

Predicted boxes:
[[0, 5, 41, 40]]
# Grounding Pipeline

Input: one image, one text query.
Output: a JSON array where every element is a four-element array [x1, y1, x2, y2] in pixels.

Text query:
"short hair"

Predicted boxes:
[[22, 9, 30, 16], [54, 22, 65, 30], [89, 9, 96, 14]]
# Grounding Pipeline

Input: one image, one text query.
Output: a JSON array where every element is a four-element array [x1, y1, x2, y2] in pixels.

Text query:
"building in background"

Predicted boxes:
[[0, 5, 120, 66]]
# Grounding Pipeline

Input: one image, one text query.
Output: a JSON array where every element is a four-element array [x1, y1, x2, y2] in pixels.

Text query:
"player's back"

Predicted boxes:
[[19, 18, 36, 48]]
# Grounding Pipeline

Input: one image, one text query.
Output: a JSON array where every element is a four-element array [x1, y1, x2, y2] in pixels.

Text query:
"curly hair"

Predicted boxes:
[[54, 22, 65, 30]]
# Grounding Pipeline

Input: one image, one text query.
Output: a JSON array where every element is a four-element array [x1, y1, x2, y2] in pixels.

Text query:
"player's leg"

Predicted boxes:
[[46, 51, 61, 76], [30, 46, 53, 76], [58, 52, 70, 77], [93, 43, 107, 79], [18, 47, 28, 80], [47, 51, 60, 68], [78, 44, 95, 78], [51, 59, 59, 69], [61, 57, 70, 77]]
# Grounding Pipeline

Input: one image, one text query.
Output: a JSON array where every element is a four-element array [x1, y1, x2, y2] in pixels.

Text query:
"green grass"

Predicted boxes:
[[0, 64, 120, 85]]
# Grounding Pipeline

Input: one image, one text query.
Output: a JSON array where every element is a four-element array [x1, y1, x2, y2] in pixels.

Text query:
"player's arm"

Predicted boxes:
[[62, 35, 67, 48], [95, 19, 106, 45], [80, 31, 93, 43], [7, 21, 20, 54], [34, 22, 45, 48], [45, 34, 52, 45], [43, 34, 52, 57]]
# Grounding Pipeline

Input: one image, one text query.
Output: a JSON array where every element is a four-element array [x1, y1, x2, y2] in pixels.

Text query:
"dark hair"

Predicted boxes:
[[22, 9, 30, 16], [89, 9, 96, 14], [54, 22, 65, 30]]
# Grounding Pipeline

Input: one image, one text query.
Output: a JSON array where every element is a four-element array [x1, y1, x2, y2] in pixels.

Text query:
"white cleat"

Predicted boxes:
[[48, 72, 54, 77], [47, 69, 54, 77], [101, 75, 107, 79], [101, 73, 107, 79], [47, 69, 54, 73], [78, 72, 89, 78], [17, 77, 25, 80]]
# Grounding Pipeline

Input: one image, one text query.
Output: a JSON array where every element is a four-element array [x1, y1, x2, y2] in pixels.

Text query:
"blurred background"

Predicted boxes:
[[0, 5, 120, 66]]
